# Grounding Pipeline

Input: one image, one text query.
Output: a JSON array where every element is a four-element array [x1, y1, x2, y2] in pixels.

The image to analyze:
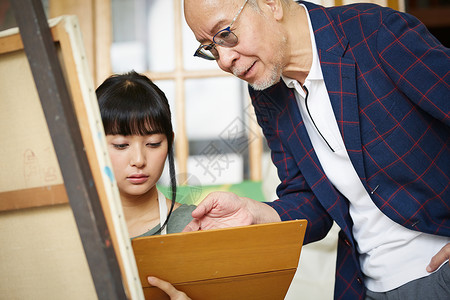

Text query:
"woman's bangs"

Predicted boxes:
[[128, 111, 165, 136], [99, 73, 172, 140], [105, 108, 165, 136]]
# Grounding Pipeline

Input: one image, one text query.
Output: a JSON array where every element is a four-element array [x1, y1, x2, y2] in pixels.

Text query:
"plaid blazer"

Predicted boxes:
[[250, 2, 450, 299]]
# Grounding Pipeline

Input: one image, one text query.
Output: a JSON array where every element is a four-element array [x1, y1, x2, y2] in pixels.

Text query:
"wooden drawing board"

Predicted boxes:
[[0, 16, 143, 299], [132, 219, 307, 300]]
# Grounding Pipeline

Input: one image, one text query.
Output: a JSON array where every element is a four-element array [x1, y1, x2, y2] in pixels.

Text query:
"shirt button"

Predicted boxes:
[[344, 239, 351, 246], [357, 277, 363, 284]]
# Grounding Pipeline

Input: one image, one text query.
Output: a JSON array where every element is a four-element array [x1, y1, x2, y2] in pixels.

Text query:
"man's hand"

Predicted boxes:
[[427, 243, 450, 272], [183, 191, 280, 232], [147, 277, 191, 300]]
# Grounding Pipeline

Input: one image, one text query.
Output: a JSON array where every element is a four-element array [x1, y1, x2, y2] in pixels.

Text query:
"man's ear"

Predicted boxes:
[[262, 0, 284, 21]]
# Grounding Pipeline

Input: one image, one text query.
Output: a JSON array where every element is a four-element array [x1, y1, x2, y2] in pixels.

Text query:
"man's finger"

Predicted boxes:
[[427, 243, 450, 272], [182, 219, 201, 232], [191, 194, 216, 219]]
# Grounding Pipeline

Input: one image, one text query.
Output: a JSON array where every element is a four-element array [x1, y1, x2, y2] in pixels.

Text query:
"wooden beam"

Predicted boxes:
[[173, 0, 189, 184], [94, 0, 112, 85], [49, 0, 96, 81], [0, 185, 68, 211]]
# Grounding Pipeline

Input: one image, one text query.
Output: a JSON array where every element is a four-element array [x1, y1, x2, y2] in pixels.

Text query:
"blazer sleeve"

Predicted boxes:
[[251, 89, 333, 244], [377, 10, 450, 126]]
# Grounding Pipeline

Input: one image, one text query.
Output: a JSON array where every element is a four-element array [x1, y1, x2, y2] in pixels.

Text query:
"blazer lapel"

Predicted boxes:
[[320, 51, 367, 184], [307, 2, 367, 184]]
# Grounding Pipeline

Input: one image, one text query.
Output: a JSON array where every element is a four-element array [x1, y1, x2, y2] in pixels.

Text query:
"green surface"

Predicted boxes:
[[157, 180, 266, 205]]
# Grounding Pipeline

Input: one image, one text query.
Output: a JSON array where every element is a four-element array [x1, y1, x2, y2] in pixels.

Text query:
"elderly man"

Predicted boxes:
[[181, 0, 450, 299]]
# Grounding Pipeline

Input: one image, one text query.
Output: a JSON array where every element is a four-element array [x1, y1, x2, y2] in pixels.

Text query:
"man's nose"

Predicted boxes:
[[216, 46, 239, 72]]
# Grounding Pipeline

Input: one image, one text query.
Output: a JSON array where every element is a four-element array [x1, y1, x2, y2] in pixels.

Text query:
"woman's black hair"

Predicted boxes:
[[95, 70, 176, 235]]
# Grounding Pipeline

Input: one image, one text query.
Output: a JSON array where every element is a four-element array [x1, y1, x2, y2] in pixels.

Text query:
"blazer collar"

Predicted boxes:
[[301, 1, 348, 58]]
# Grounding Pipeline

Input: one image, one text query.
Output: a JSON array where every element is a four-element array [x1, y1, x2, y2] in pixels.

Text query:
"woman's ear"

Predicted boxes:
[[171, 131, 175, 144]]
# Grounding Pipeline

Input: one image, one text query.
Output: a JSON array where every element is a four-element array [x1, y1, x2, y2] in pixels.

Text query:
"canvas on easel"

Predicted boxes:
[[0, 15, 143, 300]]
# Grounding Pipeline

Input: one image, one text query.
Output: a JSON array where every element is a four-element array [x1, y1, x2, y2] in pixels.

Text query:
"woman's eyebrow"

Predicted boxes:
[[143, 130, 162, 135]]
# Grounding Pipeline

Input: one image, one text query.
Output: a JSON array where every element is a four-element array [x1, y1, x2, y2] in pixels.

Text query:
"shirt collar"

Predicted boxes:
[[282, 4, 322, 88]]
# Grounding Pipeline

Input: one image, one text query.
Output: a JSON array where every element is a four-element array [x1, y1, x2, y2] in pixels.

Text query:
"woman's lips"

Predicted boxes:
[[127, 175, 149, 184]]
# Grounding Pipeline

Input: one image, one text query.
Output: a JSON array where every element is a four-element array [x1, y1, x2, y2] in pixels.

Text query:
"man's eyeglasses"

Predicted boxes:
[[194, 0, 248, 61]]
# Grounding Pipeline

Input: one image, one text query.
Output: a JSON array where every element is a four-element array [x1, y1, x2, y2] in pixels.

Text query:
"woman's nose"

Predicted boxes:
[[130, 147, 146, 167]]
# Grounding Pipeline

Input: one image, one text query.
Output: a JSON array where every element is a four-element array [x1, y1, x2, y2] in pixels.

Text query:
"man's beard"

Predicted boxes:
[[233, 34, 286, 91], [232, 61, 283, 91], [241, 40, 285, 91], [249, 63, 282, 91]]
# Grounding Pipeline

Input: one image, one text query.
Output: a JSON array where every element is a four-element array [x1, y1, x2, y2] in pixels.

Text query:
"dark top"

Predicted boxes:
[[133, 204, 196, 238]]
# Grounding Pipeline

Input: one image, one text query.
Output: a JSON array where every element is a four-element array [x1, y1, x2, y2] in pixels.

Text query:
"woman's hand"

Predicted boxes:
[[147, 276, 191, 300]]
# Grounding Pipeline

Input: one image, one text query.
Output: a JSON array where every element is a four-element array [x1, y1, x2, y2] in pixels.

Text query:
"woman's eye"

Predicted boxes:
[[147, 142, 162, 147], [113, 143, 128, 149]]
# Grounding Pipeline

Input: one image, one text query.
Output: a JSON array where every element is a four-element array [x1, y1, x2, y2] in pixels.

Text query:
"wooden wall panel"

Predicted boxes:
[[49, 0, 112, 85]]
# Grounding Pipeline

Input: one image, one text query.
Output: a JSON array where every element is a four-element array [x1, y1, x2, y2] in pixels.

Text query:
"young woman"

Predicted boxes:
[[96, 71, 196, 238]]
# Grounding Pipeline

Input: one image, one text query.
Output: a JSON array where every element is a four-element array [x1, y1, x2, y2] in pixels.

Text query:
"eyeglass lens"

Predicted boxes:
[[196, 44, 219, 60], [194, 0, 248, 60], [213, 28, 237, 46], [196, 29, 237, 59]]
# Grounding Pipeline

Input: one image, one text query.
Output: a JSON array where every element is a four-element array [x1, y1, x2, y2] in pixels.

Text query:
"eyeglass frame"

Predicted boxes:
[[193, 0, 249, 60]]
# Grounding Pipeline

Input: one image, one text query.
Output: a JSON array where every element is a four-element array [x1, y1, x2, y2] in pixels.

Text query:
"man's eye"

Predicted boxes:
[[218, 31, 231, 39]]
